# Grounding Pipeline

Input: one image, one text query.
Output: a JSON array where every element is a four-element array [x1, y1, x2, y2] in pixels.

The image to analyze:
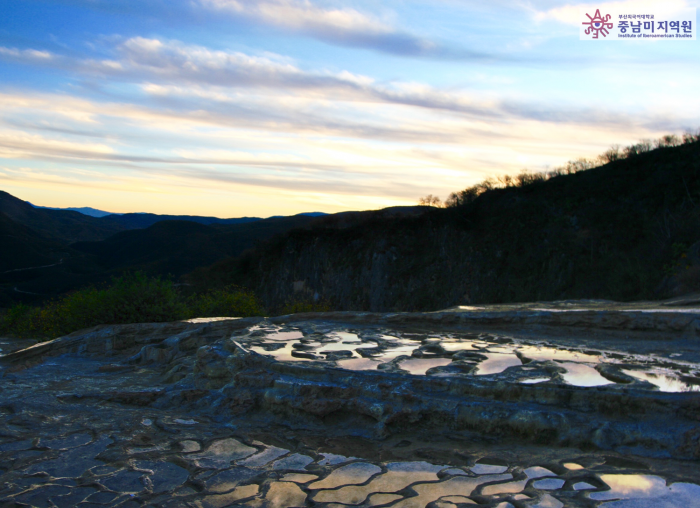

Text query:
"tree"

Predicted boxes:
[[418, 194, 443, 207]]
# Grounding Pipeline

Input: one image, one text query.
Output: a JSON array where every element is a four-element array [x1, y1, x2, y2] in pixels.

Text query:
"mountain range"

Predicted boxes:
[[0, 189, 416, 307], [30, 202, 328, 221], [30, 205, 118, 218], [4, 136, 700, 312]]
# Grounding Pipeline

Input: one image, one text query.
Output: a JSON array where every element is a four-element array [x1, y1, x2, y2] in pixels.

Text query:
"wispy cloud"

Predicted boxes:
[[0, 130, 114, 160], [198, 0, 489, 59], [115, 37, 361, 89], [1, 0, 697, 217], [2, 37, 674, 131], [0, 38, 371, 91], [0, 47, 53, 61], [0, 83, 686, 217]]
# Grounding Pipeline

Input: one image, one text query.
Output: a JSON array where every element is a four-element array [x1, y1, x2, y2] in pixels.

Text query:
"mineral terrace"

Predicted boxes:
[[1, 300, 700, 507]]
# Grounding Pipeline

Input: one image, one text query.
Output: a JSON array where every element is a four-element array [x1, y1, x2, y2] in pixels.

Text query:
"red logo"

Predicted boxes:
[[583, 9, 613, 38]]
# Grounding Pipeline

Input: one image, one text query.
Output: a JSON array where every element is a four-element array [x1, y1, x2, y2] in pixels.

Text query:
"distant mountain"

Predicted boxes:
[[30, 201, 326, 222], [104, 213, 263, 230], [0, 191, 128, 243], [0, 207, 327, 306], [4, 190, 329, 245], [22, 194, 329, 228], [30, 204, 117, 218], [71, 214, 322, 278], [0, 189, 343, 307], [0, 212, 69, 272], [0, 210, 109, 307], [269, 212, 328, 219]]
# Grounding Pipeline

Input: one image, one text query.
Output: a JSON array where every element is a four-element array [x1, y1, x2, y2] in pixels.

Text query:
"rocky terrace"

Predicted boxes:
[[1, 301, 700, 507]]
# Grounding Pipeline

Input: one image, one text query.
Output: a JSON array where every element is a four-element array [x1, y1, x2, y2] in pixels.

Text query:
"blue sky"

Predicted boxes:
[[0, 0, 698, 216]]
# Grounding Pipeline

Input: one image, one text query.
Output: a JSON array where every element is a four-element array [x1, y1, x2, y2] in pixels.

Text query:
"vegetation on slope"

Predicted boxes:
[[0, 272, 263, 339], [0, 210, 322, 307], [0, 212, 70, 272], [0, 191, 128, 243], [189, 131, 700, 311], [440, 132, 699, 208], [4, 130, 700, 330]]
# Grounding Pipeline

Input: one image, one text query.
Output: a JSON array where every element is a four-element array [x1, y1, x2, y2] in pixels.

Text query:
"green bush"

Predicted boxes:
[[279, 295, 332, 315], [0, 272, 264, 339], [186, 286, 263, 318], [0, 303, 38, 337]]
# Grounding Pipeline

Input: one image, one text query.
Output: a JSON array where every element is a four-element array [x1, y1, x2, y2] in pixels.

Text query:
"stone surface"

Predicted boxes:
[[1, 303, 700, 506]]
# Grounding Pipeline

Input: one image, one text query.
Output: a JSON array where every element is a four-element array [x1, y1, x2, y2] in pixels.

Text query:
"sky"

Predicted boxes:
[[0, 0, 698, 217]]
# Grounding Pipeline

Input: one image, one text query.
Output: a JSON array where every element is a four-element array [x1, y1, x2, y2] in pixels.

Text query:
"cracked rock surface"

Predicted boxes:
[[2, 302, 700, 506]]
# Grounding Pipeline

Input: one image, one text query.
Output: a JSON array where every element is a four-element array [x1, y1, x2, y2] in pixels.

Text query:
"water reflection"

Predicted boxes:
[[316, 336, 377, 356], [519, 377, 551, 384], [591, 474, 661, 499], [249, 341, 312, 363], [621, 369, 700, 393], [336, 357, 382, 371], [517, 345, 600, 363], [475, 353, 522, 375], [559, 362, 613, 387], [399, 358, 452, 375], [440, 340, 487, 352], [242, 327, 699, 390], [312, 461, 444, 505], [308, 462, 381, 489], [378, 345, 418, 359], [5, 427, 699, 508]]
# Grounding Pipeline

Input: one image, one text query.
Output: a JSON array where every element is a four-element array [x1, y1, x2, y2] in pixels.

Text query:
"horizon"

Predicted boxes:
[[25, 196, 330, 219], [0, 1, 699, 216]]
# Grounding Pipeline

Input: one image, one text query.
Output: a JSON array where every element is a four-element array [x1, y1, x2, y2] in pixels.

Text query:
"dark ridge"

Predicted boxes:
[[0, 196, 331, 306], [0, 190, 127, 243], [30, 204, 116, 218], [69, 214, 325, 279], [187, 140, 700, 312], [104, 213, 263, 229], [0, 211, 69, 272]]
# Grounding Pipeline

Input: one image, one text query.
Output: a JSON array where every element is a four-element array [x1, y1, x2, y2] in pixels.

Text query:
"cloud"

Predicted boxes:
[[198, 0, 487, 59], [202, 0, 391, 34], [0, 85, 690, 214], [0, 130, 114, 160], [2, 38, 494, 121], [3, 35, 697, 140], [1, 37, 691, 138], [114, 37, 352, 89], [0, 47, 54, 61]]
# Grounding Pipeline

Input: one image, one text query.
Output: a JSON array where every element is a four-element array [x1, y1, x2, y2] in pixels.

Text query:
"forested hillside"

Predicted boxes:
[[189, 135, 700, 311]]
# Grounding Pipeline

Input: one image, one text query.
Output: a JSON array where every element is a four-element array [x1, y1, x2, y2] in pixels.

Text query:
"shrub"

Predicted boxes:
[[418, 194, 443, 207], [657, 134, 680, 148], [0, 272, 264, 339], [0, 303, 38, 337], [279, 295, 332, 315], [514, 170, 546, 187], [187, 286, 264, 318], [683, 130, 700, 144], [599, 145, 622, 163]]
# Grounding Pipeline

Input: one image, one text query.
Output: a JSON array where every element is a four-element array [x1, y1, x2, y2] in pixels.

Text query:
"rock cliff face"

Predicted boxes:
[[222, 210, 667, 312], [251, 218, 477, 312]]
